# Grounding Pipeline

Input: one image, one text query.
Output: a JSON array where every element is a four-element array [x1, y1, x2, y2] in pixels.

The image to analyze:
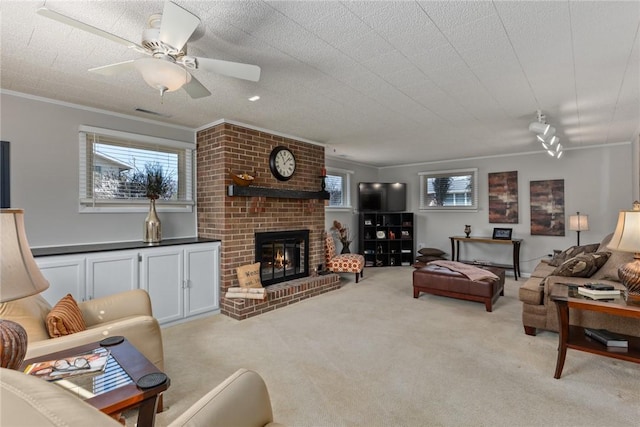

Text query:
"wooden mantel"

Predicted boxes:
[[227, 185, 330, 200]]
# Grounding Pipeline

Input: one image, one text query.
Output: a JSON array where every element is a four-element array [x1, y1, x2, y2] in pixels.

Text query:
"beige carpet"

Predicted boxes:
[[152, 267, 639, 427]]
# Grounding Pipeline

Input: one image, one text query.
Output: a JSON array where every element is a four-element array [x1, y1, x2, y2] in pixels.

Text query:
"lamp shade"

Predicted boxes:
[[568, 213, 589, 231], [607, 209, 640, 253], [1, 209, 49, 302]]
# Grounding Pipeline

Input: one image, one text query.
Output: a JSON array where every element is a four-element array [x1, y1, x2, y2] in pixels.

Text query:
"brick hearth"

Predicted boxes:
[[196, 122, 339, 319], [221, 274, 341, 320]]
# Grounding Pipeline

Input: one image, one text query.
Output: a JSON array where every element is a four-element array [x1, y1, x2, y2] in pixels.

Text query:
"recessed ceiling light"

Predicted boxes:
[[248, 96, 260, 102]]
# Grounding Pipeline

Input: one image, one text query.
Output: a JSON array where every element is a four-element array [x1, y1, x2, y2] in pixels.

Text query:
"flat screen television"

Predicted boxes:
[[358, 182, 406, 212]]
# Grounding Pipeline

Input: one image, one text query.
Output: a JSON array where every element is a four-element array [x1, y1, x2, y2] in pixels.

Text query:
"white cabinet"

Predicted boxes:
[[35, 241, 220, 325], [140, 247, 184, 325], [86, 251, 139, 300], [184, 244, 220, 318], [139, 243, 220, 324], [37, 255, 85, 303]]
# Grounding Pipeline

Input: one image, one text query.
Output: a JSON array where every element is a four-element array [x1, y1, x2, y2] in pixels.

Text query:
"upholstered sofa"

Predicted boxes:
[[0, 367, 285, 427], [518, 234, 640, 336], [0, 289, 164, 371]]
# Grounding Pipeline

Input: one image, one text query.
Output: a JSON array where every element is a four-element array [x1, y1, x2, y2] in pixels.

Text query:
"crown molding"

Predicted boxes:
[[0, 89, 194, 133], [378, 141, 632, 170], [195, 118, 325, 147]]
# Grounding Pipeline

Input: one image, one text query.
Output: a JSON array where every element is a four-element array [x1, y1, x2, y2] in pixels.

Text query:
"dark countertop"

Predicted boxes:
[[32, 237, 221, 257]]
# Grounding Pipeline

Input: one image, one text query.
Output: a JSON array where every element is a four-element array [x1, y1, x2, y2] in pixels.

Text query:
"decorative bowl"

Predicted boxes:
[[230, 171, 255, 186]]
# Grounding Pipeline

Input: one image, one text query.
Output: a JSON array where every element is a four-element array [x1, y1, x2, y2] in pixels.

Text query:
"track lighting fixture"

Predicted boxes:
[[529, 122, 550, 135], [529, 110, 562, 159]]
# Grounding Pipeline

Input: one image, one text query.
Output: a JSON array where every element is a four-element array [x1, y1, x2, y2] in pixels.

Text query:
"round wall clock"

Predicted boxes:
[[269, 146, 296, 181]]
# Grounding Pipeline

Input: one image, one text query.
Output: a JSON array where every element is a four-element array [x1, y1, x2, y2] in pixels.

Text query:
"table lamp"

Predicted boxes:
[[568, 211, 589, 246], [607, 202, 640, 304], [1, 209, 50, 369]]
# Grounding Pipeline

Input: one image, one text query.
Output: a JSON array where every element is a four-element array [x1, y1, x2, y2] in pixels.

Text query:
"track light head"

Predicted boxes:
[[530, 110, 563, 158], [544, 126, 556, 138], [529, 122, 549, 134]]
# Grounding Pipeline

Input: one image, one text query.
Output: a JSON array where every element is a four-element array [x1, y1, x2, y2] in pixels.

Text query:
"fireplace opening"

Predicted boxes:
[[255, 230, 309, 286]]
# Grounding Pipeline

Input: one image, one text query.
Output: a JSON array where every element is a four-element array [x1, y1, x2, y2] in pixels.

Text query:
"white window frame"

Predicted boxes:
[[419, 168, 478, 212], [78, 125, 194, 213], [325, 167, 353, 211]]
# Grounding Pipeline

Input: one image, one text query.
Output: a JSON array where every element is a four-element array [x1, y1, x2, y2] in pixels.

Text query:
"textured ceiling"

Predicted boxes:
[[1, 1, 639, 166]]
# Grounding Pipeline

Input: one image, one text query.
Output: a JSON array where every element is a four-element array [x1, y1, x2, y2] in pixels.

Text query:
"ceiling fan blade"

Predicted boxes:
[[195, 57, 261, 82], [182, 75, 211, 99], [89, 60, 136, 76], [159, 1, 200, 52], [36, 7, 144, 51]]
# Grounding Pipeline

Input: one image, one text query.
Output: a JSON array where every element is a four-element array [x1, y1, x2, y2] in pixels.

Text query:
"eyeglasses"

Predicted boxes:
[[53, 357, 90, 372]]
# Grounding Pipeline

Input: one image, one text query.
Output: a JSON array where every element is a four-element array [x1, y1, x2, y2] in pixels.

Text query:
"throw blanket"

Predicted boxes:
[[428, 260, 499, 282]]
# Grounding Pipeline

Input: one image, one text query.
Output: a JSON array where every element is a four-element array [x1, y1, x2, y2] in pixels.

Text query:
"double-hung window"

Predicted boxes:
[[79, 125, 194, 212], [325, 167, 353, 210]]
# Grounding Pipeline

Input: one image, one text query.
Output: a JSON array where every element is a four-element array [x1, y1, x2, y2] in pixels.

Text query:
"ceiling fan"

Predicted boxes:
[[36, 1, 261, 99]]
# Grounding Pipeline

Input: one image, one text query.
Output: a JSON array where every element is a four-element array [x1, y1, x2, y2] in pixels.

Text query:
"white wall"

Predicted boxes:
[[334, 143, 634, 275], [1, 92, 196, 247], [324, 158, 377, 252]]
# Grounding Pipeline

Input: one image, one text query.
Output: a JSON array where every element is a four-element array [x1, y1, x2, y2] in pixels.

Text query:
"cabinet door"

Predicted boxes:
[[184, 243, 220, 317], [140, 247, 184, 324], [85, 251, 139, 300], [36, 256, 86, 304]]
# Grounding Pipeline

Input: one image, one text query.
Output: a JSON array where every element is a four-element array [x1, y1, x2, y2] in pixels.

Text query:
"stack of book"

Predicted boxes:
[[577, 284, 621, 300], [584, 328, 628, 348], [225, 287, 266, 300]]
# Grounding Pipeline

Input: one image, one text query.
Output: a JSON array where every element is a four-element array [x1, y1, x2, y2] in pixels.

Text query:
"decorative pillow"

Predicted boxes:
[[417, 248, 445, 257], [46, 294, 86, 338], [236, 262, 263, 288], [416, 255, 445, 263], [550, 252, 611, 278], [596, 233, 614, 252], [548, 243, 600, 267], [590, 249, 634, 282]]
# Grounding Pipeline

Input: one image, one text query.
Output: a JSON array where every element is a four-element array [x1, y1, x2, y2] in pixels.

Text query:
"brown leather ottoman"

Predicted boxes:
[[413, 264, 506, 312]]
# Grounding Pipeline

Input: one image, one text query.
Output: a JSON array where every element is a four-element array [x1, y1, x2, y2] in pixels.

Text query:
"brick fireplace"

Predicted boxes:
[[196, 122, 341, 320]]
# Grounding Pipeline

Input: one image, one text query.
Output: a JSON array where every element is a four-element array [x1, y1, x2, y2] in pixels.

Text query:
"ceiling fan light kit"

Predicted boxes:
[[134, 57, 191, 96], [36, 1, 261, 100], [529, 110, 563, 159]]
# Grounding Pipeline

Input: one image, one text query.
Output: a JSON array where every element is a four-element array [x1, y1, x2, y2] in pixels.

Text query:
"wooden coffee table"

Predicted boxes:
[[21, 337, 169, 427], [550, 284, 640, 379]]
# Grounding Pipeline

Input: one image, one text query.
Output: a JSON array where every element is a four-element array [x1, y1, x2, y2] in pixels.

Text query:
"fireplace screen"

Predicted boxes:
[[255, 230, 309, 286]]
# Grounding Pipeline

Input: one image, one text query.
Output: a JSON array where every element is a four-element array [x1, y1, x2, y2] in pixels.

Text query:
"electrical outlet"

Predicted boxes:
[[418, 242, 426, 249]]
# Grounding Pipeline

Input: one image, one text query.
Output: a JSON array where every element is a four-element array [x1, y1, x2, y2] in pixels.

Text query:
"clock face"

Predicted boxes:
[[269, 146, 296, 181]]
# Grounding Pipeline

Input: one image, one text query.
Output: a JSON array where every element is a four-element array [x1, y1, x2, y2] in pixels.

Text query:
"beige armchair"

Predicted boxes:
[[0, 367, 284, 427], [0, 289, 163, 371]]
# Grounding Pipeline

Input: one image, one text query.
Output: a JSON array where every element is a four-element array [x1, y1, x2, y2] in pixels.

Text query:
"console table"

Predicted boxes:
[[449, 236, 522, 280], [551, 284, 640, 379]]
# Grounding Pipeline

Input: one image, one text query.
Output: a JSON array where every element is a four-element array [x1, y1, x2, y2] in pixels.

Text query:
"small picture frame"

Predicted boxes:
[[492, 227, 513, 240]]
